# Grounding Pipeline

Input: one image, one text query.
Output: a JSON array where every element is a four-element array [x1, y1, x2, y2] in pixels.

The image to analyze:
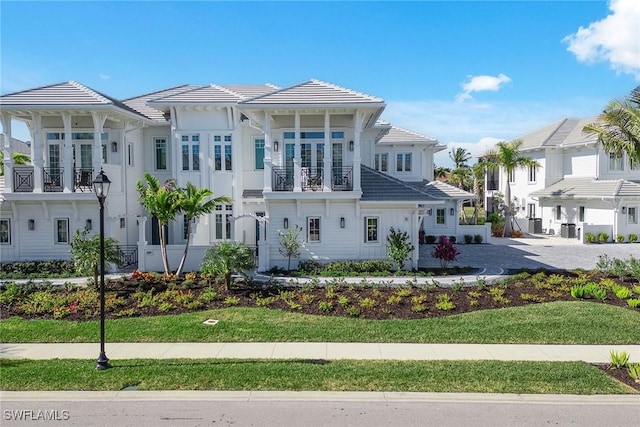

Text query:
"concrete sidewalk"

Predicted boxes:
[[2, 342, 639, 364]]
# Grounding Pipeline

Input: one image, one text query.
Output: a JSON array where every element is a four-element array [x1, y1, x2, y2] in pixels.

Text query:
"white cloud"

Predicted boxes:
[[563, 0, 640, 80], [99, 73, 111, 80], [383, 97, 605, 168], [456, 73, 512, 102]]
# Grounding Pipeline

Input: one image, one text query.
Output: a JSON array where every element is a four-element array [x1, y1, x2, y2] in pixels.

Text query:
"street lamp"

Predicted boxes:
[[93, 169, 111, 370]]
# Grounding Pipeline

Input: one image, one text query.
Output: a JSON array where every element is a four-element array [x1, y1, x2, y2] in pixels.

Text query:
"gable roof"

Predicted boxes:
[[221, 84, 280, 99], [239, 79, 384, 106], [529, 177, 640, 199], [122, 84, 199, 121]]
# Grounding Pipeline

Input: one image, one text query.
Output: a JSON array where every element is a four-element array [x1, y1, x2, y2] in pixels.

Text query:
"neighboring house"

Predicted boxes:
[[484, 118, 640, 241], [0, 79, 476, 271]]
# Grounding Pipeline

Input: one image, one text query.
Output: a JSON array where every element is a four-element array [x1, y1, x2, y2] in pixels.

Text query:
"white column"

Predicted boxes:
[[0, 113, 13, 193], [28, 113, 43, 192], [323, 110, 331, 192], [263, 111, 273, 192], [91, 112, 107, 173], [61, 112, 73, 192], [293, 111, 301, 192], [170, 108, 179, 188], [353, 111, 363, 192]]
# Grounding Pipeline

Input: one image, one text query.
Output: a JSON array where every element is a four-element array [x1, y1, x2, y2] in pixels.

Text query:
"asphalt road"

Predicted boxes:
[[2, 392, 639, 427]]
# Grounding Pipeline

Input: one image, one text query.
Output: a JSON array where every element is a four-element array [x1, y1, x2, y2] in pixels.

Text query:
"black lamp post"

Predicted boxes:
[[93, 169, 111, 370]]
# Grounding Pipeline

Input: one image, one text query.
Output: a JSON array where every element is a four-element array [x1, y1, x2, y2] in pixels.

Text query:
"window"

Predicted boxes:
[[528, 204, 536, 218], [436, 208, 446, 225], [396, 153, 412, 172], [254, 138, 265, 170], [154, 137, 167, 170], [0, 219, 10, 244], [181, 135, 200, 171], [127, 143, 134, 167], [364, 217, 379, 243], [120, 218, 126, 228], [301, 143, 311, 168], [214, 204, 233, 240], [55, 219, 69, 244], [375, 154, 388, 172], [528, 166, 536, 182], [307, 217, 320, 242], [579, 206, 585, 222], [213, 135, 232, 171], [630, 158, 639, 170], [556, 205, 562, 221], [609, 152, 623, 171], [508, 170, 515, 182], [629, 207, 638, 224]]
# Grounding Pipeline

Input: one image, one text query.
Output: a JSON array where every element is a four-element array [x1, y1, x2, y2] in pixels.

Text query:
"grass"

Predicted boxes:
[[0, 358, 632, 394], [2, 301, 639, 344]]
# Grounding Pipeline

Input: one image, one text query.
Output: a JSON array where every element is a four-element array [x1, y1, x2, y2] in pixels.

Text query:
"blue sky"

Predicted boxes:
[[2, 0, 639, 167]]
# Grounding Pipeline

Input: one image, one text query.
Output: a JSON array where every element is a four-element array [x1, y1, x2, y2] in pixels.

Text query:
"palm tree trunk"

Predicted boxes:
[[159, 223, 171, 276], [175, 221, 192, 277], [503, 180, 513, 237]]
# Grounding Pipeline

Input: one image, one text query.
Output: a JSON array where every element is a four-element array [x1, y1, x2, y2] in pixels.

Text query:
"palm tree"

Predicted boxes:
[[449, 147, 471, 169], [174, 182, 232, 277], [449, 167, 470, 189], [483, 140, 539, 236], [433, 165, 451, 181], [136, 173, 181, 276], [0, 152, 30, 176], [583, 86, 640, 164], [471, 161, 486, 224], [69, 228, 122, 289]]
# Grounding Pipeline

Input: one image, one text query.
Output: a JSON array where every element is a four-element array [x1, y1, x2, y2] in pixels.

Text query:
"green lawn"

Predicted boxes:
[[2, 301, 639, 344], [0, 358, 632, 394]]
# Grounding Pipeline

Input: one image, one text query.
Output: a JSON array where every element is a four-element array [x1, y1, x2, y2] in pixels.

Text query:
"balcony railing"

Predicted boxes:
[[43, 168, 64, 192], [74, 168, 94, 192], [117, 245, 138, 269], [272, 166, 353, 192], [13, 167, 34, 192]]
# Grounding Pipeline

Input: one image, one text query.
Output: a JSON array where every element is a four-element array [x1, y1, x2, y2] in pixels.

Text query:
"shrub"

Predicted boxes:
[[201, 242, 255, 290], [425, 235, 437, 244], [629, 233, 638, 243], [431, 235, 460, 269], [474, 234, 483, 244], [448, 236, 456, 244], [584, 232, 596, 243], [628, 364, 640, 383], [511, 230, 523, 238], [318, 300, 334, 312], [614, 286, 633, 300], [463, 235, 473, 244], [615, 234, 625, 243], [598, 232, 609, 243], [609, 350, 629, 369], [435, 294, 455, 311], [298, 259, 323, 274], [385, 227, 415, 271], [627, 298, 640, 308]]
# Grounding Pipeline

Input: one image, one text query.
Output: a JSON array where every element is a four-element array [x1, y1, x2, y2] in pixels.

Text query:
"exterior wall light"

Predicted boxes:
[[450, 208, 455, 216], [340, 217, 345, 228], [28, 219, 35, 230], [427, 208, 432, 216], [273, 141, 279, 152], [349, 140, 354, 151], [111, 141, 118, 153], [283, 217, 289, 229], [86, 219, 92, 230]]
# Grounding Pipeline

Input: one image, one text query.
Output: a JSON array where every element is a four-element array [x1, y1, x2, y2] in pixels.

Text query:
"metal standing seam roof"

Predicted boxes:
[[121, 84, 200, 121], [220, 84, 280, 99], [559, 116, 600, 147], [239, 79, 385, 105], [360, 166, 464, 202], [378, 126, 446, 151], [529, 177, 640, 199]]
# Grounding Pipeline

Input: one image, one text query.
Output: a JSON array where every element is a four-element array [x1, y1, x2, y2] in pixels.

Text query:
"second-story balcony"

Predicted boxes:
[[12, 166, 95, 193], [272, 166, 353, 192]]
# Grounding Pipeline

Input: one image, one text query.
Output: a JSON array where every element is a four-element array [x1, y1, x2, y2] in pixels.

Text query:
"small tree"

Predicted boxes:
[[431, 235, 460, 269], [69, 228, 122, 289], [200, 242, 255, 290], [385, 227, 415, 271], [278, 225, 302, 271]]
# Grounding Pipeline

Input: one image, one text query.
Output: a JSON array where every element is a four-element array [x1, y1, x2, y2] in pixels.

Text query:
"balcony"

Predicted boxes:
[[272, 167, 353, 192], [11, 166, 95, 193]]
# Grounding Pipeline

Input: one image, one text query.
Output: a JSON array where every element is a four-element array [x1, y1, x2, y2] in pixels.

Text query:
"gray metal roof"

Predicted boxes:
[[529, 177, 640, 199], [361, 166, 464, 202], [378, 126, 438, 145], [514, 117, 602, 151], [560, 117, 600, 147], [122, 84, 199, 121], [221, 84, 280, 99], [239, 79, 384, 105], [149, 84, 242, 104], [421, 180, 475, 199]]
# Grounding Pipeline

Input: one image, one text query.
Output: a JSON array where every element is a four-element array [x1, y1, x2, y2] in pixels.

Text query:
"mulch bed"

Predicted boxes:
[[595, 364, 640, 392]]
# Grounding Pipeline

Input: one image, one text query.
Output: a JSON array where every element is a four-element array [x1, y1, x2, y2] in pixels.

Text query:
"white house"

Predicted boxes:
[[485, 118, 640, 242], [0, 79, 478, 271]]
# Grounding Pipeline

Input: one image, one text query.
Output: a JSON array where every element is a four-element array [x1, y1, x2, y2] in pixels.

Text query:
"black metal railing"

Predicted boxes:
[[272, 167, 293, 191], [331, 167, 352, 191], [43, 168, 64, 192], [301, 167, 324, 191], [117, 245, 138, 269], [74, 167, 94, 192], [13, 166, 34, 192]]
